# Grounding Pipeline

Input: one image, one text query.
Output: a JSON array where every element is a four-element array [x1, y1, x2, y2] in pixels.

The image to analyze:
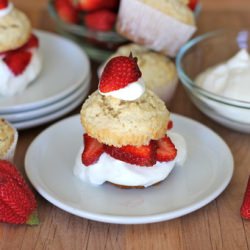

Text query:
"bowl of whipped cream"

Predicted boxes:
[[176, 29, 250, 133]]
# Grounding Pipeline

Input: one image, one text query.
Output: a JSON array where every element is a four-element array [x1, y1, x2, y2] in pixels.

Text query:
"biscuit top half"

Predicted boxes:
[[0, 3, 31, 53]]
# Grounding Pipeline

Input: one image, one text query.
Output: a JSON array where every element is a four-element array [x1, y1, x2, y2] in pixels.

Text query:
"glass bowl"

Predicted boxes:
[[176, 29, 250, 133], [48, 0, 128, 62]]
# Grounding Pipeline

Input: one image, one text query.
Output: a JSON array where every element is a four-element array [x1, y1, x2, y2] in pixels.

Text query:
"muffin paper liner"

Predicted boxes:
[[116, 0, 197, 57]]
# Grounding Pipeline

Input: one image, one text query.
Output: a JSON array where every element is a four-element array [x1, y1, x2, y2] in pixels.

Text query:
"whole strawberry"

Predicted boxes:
[[73, 0, 119, 11], [0, 160, 39, 225], [240, 176, 250, 219], [84, 9, 117, 32], [55, 0, 78, 24], [99, 54, 142, 93]]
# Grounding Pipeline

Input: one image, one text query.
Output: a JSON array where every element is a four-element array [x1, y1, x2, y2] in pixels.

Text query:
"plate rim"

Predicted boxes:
[[13, 92, 86, 130], [25, 114, 234, 224], [2, 77, 90, 122]]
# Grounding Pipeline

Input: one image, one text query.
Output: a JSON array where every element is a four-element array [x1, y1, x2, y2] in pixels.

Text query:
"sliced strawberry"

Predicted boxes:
[[82, 134, 104, 166], [188, 0, 198, 11], [0, 0, 8, 10], [99, 55, 142, 93], [104, 141, 157, 167], [84, 9, 117, 32], [20, 34, 39, 50], [167, 120, 173, 130], [156, 135, 177, 162], [3, 51, 32, 76], [77, 0, 119, 11], [240, 176, 250, 219], [55, 0, 78, 24]]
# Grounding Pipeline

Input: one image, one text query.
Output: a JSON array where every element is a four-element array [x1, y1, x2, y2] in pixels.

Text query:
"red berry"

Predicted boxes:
[[104, 141, 157, 167], [167, 120, 173, 130], [0, 0, 8, 10], [20, 34, 39, 50], [99, 55, 142, 93], [3, 51, 32, 76], [55, 0, 78, 24], [156, 135, 177, 162], [240, 176, 250, 219], [82, 134, 104, 166], [188, 0, 198, 11], [84, 9, 117, 32], [77, 0, 119, 11], [0, 160, 39, 225]]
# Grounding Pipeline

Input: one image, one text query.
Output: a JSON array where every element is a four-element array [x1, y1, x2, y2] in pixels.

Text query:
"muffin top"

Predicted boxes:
[[0, 7, 31, 53], [139, 0, 195, 25], [0, 119, 15, 158], [104, 43, 178, 90], [81, 89, 169, 147]]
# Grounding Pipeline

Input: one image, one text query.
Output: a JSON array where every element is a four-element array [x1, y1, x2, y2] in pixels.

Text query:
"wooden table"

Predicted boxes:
[[1, 1, 250, 249]]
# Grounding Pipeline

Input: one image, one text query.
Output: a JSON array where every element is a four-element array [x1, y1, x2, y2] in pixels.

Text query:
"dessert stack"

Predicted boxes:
[[0, 0, 42, 97], [74, 54, 187, 188]]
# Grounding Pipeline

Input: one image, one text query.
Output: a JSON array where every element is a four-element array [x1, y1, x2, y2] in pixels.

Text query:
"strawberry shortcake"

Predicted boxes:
[[0, 0, 42, 96], [74, 54, 186, 188]]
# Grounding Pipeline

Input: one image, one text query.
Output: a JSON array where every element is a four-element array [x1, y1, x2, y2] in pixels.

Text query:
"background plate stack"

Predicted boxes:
[[0, 30, 91, 129]]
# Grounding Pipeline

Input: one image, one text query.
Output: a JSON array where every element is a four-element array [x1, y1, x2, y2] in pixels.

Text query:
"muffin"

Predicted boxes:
[[116, 0, 196, 57], [0, 1, 42, 96], [0, 119, 18, 162], [74, 54, 187, 188], [99, 43, 178, 103]]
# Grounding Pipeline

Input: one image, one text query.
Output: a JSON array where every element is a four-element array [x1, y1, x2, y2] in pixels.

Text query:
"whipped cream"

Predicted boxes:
[[73, 132, 187, 187], [196, 49, 250, 102], [195, 49, 250, 124], [0, 2, 13, 18], [99, 77, 145, 101], [0, 49, 42, 96]]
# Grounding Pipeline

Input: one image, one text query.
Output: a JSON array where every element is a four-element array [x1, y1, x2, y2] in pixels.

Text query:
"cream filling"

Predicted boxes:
[[99, 78, 145, 101], [73, 132, 187, 187], [0, 2, 13, 18], [0, 49, 42, 96]]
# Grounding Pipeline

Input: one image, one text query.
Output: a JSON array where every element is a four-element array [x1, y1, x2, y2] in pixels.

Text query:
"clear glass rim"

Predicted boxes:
[[176, 28, 250, 109], [47, 0, 127, 43]]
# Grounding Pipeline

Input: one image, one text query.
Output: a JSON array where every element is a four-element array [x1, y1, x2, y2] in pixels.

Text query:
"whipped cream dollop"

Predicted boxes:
[[195, 49, 250, 102], [0, 49, 42, 96], [99, 77, 145, 101], [73, 131, 187, 188], [0, 2, 13, 18]]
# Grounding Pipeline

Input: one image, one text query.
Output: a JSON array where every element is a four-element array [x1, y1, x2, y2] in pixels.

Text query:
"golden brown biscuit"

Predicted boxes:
[[0, 119, 18, 161], [81, 90, 169, 147], [0, 8, 31, 53]]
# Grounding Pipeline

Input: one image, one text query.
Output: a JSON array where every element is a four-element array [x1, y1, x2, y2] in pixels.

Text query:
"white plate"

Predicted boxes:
[[25, 114, 234, 224], [0, 30, 90, 113], [1, 77, 90, 122], [13, 94, 85, 129]]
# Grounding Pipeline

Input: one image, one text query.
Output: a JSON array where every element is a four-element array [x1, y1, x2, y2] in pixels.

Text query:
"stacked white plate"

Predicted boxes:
[[0, 30, 91, 130]]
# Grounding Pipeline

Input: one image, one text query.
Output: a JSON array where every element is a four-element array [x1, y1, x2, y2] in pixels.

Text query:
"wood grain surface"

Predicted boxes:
[[1, 0, 250, 249]]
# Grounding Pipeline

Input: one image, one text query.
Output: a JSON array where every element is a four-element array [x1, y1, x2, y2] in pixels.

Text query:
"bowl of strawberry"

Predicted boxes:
[[48, 0, 128, 62]]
